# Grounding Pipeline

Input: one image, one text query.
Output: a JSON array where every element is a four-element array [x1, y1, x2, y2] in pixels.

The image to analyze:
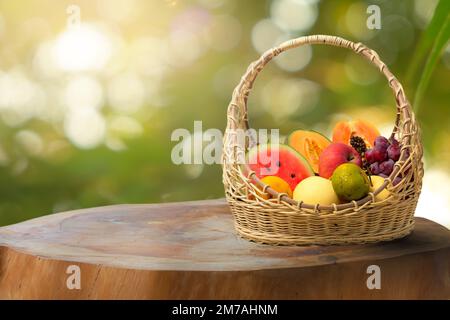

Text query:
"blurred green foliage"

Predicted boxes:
[[0, 0, 449, 226], [409, 0, 450, 112]]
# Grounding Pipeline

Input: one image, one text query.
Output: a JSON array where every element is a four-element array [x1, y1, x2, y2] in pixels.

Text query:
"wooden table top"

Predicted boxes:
[[1, 199, 449, 272]]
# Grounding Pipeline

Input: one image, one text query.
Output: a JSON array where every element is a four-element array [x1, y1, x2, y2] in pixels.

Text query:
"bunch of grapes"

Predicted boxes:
[[365, 136, 402, 181]]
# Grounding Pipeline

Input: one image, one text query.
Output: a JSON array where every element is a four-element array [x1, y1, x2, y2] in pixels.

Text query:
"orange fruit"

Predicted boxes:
[[252, 176, 293, 200]]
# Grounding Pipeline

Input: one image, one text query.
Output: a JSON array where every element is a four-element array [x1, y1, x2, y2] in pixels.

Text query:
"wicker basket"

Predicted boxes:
[[222, 35, 423, 245]]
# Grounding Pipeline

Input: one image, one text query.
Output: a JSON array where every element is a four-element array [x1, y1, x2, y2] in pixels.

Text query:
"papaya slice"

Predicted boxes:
[[332, 119, 380, 148], [288, 130, 331, 173]]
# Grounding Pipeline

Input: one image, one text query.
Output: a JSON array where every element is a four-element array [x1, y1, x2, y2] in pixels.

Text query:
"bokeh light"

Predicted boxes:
[[64, 108, 106, 149], [107, 72, 145, 113], [205, 14, 242, 52], [261, 78, 320, 122], [167, 7, 211, 67], [0, 69, 41, 126], [33, 41, 62, 79], [251, 19, 285, 54], [345, 2, 377, 40], [15, 130, 44, 156], [53, 24, 112, 72], [270, 0, 318, 32], [275, 45, 312, 72], [64, 75, 104, 111]]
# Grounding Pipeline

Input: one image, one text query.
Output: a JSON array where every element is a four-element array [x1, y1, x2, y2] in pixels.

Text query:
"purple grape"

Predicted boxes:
[[378, 173, 388, 178], [375, 148, 387, 162], [374, 136, 389, 153], [389, 137, 399, 146], [379, 159, 395, 176], [365, 149, 375, 163], [387, 143, 400, 161], [369, 162, 380, 175], [403, 148, 410, 159], [365, 149, 374, 163], [365, 148, 386, 163], [393, 176, 402, 186]]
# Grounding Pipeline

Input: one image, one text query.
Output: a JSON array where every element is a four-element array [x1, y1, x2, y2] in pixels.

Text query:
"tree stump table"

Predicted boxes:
[[0, 199, 449, 299]]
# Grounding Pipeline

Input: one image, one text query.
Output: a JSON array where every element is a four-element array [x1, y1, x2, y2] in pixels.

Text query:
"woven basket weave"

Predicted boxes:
[[222, 35, 423, 245]]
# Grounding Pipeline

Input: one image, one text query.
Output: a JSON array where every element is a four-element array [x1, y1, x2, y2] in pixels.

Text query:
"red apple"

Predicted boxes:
[[318, 143, 362, 178]]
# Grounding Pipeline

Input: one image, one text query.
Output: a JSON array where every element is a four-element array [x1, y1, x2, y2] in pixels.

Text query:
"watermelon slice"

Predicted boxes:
[[247, 144, 314, 191]]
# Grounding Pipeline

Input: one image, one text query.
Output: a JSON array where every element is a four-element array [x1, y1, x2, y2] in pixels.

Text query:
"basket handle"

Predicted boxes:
[[226, 35, 414, 144]]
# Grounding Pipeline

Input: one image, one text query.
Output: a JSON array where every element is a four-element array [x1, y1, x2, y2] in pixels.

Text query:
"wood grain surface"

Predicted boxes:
[[0, 199, 449, 299]]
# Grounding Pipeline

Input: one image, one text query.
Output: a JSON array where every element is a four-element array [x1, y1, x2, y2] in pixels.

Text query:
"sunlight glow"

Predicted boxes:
[[271, 0, 318, 32], [251, 19, 284, 54], [107, 73, 145, 113], [64, 108, 106, 149], [64, 75, 104, 111], [261, 78, 320, 121], [53, 24, 112, 72]]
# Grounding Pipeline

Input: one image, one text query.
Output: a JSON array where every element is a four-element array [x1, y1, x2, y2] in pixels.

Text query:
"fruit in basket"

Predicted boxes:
[[375, 136, 390, 151], [369, 162, 380, 175], [332, 119, 380, 148], [318, 143, 362, 179], [253, 176, 293, 200], [365, 135, 402, 176], [369, 175, 390, 201], [293, 176, 339, 205], [287, 130, 331, 173], [247, 144, 314, 191], [331, 163, 370, 201], [393, 176, 402, 186], [387, 143, 400, 161], [365, 148, 386, 164], [349, 136, 367, 155], [379, 159, 395, 176]]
